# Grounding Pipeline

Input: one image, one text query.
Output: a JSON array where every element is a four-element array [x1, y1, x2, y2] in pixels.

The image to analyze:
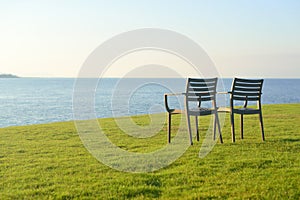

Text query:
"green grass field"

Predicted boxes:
[[1, 104, 300, 199]]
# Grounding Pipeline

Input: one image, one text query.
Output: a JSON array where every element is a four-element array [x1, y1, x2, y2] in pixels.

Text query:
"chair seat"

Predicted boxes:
[[217, 107, 260, 114], [188, 107, 215, 115], [233, 107, 260, 115]]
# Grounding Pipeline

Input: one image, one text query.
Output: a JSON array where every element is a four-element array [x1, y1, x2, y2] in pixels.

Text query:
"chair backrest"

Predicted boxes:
[[231, 78, 264, 101], [185, 78, 218, 107]]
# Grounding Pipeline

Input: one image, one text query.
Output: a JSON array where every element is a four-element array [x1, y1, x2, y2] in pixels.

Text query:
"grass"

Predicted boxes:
[[1, 103, 300, 199]]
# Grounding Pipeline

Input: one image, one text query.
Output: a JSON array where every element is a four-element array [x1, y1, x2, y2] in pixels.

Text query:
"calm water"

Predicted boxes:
[[0, 78, 299, 128]]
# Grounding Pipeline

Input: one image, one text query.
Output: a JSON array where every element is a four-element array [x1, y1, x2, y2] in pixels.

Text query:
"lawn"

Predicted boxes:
[[1, 104, 300, 199]]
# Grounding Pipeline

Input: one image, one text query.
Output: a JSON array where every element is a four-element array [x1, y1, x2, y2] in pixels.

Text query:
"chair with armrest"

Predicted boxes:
[[165, 78, 223, 145], [228, 78, 265, 142]]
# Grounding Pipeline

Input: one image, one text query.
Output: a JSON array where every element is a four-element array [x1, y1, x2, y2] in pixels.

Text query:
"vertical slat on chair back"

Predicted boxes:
[[231, 78, 264, 101], [186, 78, 217, 103]]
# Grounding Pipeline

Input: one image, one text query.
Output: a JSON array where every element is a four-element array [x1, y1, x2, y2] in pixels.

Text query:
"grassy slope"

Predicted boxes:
[[0, 104, 300, 199]]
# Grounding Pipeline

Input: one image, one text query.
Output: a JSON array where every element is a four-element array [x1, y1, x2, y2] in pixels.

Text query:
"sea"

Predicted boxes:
[[0, 78, 299, 128]]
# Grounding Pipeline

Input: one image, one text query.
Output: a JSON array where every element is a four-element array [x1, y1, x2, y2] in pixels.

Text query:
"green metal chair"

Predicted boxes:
[[228, 78, 265, 142], [165, 78, 223, 145]]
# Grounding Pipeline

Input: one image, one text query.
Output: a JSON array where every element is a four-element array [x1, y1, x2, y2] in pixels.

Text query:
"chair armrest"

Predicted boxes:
[[217, 107, 231, 112], [217, 91, 231, 94], [164, 93, 185, 112], [164, 92, 186, 96]]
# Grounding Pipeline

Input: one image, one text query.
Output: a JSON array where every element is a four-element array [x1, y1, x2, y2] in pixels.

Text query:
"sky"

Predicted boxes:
[[0, 0, 299, 78]]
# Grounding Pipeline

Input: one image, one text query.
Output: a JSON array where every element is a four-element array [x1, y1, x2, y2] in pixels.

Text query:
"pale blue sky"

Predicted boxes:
[[0, 0, 299, 77]]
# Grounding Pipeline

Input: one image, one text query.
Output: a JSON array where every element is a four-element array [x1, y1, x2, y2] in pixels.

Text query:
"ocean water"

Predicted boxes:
[[0, 78, 299, 128]]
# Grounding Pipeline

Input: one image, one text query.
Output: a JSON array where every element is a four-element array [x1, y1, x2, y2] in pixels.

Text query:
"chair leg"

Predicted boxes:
[[241, 114, 244, 139], [186, 114, 193, 145], [195, 116, 199, 141], [168, 113, 171, 143], [213, 114, 217, 140], [230, 112, 235, 142], [259, 112, 265, 141], [215, 113, 223, 143]]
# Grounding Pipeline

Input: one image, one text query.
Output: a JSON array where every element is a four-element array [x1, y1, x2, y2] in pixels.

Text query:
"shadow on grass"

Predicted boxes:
[[281, 138, 300, 143], [125, 188, 162, 199], [124, 175, 163, 199]]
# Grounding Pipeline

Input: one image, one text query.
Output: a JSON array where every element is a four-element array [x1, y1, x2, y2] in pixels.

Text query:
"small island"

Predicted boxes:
[[0, 74, 19, 78]]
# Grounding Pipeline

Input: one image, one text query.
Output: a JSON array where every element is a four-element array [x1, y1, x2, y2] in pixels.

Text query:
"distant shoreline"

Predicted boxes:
[[0, 74, 19, 78]]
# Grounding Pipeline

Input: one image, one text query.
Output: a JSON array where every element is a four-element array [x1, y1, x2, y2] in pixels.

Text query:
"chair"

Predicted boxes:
[[228, 78, 265, 142], [165, 78, 223, 145]]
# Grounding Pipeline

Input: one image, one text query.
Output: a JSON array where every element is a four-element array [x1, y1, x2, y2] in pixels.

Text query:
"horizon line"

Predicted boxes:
[[4, 76, 300, 79]]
